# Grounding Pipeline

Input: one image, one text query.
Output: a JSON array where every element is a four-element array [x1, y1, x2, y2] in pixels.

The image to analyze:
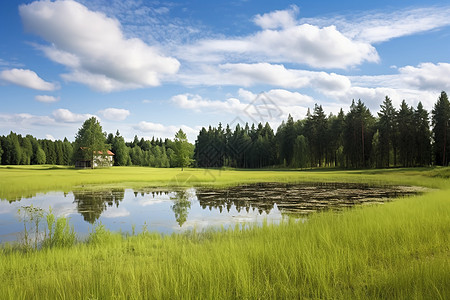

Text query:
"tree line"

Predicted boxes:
[[0, 119, 193, 169], [0, 133, 73, 166], [1, 91, 449, 168], [105, 129, 193, 168], [195, 91, 450, 168]]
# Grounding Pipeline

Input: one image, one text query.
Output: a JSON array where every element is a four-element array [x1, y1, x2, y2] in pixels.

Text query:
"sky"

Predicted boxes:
[[1, 0, 450, 142]]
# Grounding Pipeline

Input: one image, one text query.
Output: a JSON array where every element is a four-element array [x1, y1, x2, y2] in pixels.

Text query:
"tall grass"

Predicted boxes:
[[1, 189, 448, 299], [0, 166, 449, 298]]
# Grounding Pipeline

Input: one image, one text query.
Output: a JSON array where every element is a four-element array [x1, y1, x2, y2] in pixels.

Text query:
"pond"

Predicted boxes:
[[0, 182, 423, 243]]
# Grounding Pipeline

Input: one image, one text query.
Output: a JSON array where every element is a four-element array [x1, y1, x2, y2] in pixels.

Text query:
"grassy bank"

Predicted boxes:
[[1, 189, 449, 299], [1, 165, 449, 200], [0, 166, 449, 299]]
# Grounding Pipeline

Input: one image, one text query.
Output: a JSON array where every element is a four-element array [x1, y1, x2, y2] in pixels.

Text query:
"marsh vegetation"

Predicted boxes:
[[0, 166, 449, 299]]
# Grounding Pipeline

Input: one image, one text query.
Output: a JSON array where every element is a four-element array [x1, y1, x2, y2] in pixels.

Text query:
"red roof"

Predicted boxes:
[[80, 147, 114, 155], [96, 150, 114, 156]]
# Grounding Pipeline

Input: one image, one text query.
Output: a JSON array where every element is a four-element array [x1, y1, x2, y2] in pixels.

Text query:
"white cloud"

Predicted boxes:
[[218, 63, 309, 88], [303, 6, 450, 44], [178, 62, 351, 92], [181, 18, 378, 69], [253, 25, 378, 68], [134, 121, 198, 141], [19, 0, 180, 92], [171, 89, 316, 124], [0, 113, 55, 127], [138, 198, 171, 207], [324, 86, 439, 112], [171, 94, 247, 114], [0, 68, 57, 91], [238, 88, 314, 106], [253, 5, 299, 29], [35, 95, 59, 103], [102, 208, 130, 218], [178, 5, 450, 70], [399, 62, 450, 91], [0, 111, 101, 141], [45, 134, 55, 141], [52, 109, 95, 123], [99, 108, 130, 121], [345, 7, 450, 43]]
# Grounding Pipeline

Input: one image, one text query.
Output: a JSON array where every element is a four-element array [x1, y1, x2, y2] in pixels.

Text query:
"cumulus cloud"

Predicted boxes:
[[35, 95, 59, 103], [171, 94, 247, 114], [179, 6, 450, 70], [218, 63, 309, 88], [0, 68, 57, 91], [181, 8, 378, 69], [335, 62, 450, 111], [19, 0, 180, 92], [0, 113, 55, 127], [324, 85, 439, 112], [99, 108, 130, 121], [253, 25, 378, 68], [134, 121, 198, 141], [239, 88, 314, 106], [171, 89, 316, 124], [52, 109, 95, 123], [399, 62, 450, 91], [178, 62, 351, 92], [45, 134, 55, 141], [0, 110, 105, 141], [253, 5, 299, 29]]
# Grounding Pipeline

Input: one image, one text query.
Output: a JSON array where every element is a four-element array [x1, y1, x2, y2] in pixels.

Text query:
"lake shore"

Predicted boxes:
[[0, 166, 449, 299]]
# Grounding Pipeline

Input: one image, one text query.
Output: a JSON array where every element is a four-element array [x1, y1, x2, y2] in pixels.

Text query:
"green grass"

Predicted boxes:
[[1, 165, 449, 200], [0, 166, 449, 299]]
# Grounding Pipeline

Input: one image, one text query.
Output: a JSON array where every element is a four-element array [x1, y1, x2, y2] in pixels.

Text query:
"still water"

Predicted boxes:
[[0, 183, 421, 243]]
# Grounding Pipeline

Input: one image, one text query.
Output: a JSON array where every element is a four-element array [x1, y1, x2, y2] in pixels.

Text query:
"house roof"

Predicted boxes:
[[80, 147, 114, 156], [96, 150, 114, 156]]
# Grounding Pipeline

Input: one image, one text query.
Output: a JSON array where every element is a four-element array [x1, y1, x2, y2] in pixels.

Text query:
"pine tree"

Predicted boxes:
[[311, 104, 328, 167], [63, 138, 73, 165], [344, 100, 375, 168], [112, 131, 128, 166], [397, 100, 415, 167], [432, 91, 450, 166], [377, 96, 397, 167], [414, 102, 431, 166]]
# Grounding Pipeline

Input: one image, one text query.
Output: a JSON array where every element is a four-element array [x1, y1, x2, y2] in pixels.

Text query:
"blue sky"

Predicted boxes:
[[1, 0, 450, 142]]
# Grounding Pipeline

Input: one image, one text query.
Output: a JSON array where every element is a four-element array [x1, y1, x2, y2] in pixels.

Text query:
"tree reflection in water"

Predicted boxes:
[[195, 182, 421, 215], [170, 189, 192, 227], [73, 189, 125, 224], [70, 183, 420, 226]]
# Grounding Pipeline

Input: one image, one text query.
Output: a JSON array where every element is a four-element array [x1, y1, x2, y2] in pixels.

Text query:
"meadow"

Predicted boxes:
[[1, 165, 449, 200], [0, 166, 449, 299]]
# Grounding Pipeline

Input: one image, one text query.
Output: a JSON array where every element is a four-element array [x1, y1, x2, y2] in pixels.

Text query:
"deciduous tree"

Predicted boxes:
[[73, 117, 109, 168]]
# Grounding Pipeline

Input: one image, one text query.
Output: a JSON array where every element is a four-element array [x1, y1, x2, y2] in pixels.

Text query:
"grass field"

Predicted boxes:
[[1, 165, 449, 200], [0, 166, 449, 299]]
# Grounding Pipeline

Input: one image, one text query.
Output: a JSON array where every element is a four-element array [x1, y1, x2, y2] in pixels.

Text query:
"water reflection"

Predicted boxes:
[[170, 190, 193, 227], [195, 182, 421, 215], [0, 182, 424, 243], [73, 189, 125, 224]]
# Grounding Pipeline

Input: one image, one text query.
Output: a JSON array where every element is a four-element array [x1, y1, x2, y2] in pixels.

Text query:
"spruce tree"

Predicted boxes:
[[432, 91, 450, 166]]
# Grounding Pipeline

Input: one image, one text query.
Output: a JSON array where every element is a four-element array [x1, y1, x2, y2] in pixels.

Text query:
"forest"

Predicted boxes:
[[1, 91, 450, 168], [194, 91, 448, 168]]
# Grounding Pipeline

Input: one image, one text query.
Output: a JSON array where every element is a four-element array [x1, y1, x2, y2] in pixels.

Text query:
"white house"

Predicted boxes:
[[75, 148, 114, 168]]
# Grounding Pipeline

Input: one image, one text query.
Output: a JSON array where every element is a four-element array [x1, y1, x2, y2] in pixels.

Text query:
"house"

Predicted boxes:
[[75, 148, 114, 168]]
